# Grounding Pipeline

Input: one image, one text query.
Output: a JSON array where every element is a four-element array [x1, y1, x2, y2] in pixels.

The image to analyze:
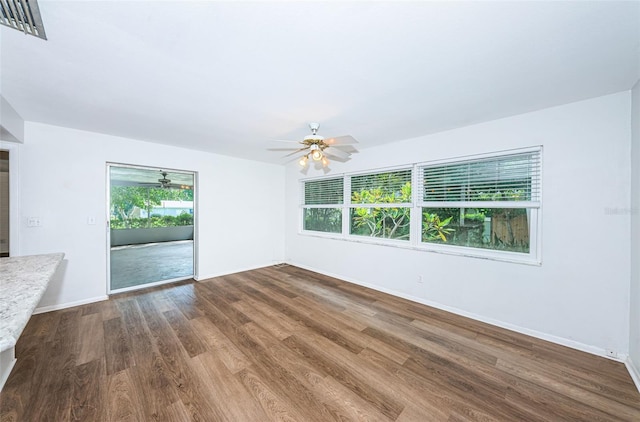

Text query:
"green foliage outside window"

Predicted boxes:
[[350, 174, 412, 240], [303, 208, 342, 233], [110, 214, 193, 229], [422, 207, 529, 253], [422, 212, 454, 242], [110, 186, 193, 229]]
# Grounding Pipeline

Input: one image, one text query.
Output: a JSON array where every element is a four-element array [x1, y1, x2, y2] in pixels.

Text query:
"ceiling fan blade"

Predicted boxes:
[[324, 135, 358, 145], [334, 144, 358, 154], [273, 139, 303, 144], [323, 146, 351, 159], [322, 155, 350, 163], [284, 156, 303, 165], [283, 147, 309, 157], [267, 147, 305, 152]]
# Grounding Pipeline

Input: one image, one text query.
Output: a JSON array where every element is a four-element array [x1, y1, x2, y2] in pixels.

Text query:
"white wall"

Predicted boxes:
[[0, 95, 24, 143], [285, 92, 631, 357], [17, 122, 285, 309], [630, 80, 640, 384]]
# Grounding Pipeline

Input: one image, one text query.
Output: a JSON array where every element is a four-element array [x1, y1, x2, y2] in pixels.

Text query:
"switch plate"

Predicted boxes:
[[27, 217, 41, 227], [87, 217, 96, 225]]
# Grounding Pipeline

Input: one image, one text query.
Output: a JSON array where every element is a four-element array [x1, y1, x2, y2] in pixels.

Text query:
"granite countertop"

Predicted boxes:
[[0, 253, 64, 353]]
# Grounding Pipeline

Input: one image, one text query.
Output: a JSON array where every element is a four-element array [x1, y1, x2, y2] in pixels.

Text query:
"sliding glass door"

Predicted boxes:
[[108, 164, 196, 293]]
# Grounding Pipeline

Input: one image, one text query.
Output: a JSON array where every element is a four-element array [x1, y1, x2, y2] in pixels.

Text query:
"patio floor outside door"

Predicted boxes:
[[110, 240, 194, 290]]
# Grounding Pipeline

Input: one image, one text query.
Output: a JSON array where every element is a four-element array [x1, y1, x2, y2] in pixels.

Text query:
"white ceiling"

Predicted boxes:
[[1, 1, 639, 164]]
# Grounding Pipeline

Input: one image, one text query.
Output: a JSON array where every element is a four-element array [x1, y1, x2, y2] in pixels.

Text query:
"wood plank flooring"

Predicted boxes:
[[1, 265, 639, 421]]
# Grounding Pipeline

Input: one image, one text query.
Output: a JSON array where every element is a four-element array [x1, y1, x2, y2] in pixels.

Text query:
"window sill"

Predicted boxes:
[[299, 230, 541, 266]]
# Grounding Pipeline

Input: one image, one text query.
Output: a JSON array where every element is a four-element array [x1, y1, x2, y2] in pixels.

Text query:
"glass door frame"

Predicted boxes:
[[106, 162, 198, 294]]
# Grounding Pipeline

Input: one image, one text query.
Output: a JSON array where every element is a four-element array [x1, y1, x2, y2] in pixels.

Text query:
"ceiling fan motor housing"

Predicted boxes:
[[303, 134, 325, 145]]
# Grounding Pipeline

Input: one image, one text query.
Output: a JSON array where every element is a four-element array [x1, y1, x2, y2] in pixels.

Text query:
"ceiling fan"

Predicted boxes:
[[140, 171, 192, 190], [270, 122, 358, 167]]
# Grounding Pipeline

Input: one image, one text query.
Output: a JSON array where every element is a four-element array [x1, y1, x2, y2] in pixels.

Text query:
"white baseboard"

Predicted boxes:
[[287, 261, 626, 363], [34, 295, 108, 314], [626, 357, 640, 393]]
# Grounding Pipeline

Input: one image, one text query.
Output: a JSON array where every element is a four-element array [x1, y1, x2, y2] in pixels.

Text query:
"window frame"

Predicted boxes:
[[348, 167, 413, 241], [299, 147, 542, 265], [300, 176, 345, 234], [416, 147, 542, 263]]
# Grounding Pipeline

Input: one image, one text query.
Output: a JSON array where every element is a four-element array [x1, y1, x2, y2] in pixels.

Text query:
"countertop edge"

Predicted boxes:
[[0, 253, 65, 352]]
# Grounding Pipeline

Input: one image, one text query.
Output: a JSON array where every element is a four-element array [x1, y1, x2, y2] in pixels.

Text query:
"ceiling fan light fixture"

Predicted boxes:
[[311, 149, 323, 161], [299, 155, 309, 167], [321, 156, 329, 167]]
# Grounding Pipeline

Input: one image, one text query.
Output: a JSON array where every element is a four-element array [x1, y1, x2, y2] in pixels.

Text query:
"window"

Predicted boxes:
[[349, 169, 412, 240], [302, 177, 343, 233], [300, 147, 541, 264], [417, 148, 541, 259]]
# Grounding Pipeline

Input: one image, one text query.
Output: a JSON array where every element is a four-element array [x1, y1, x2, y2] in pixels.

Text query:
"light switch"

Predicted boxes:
[[27, 217, 41, 227], [87, 217, 96, 225]]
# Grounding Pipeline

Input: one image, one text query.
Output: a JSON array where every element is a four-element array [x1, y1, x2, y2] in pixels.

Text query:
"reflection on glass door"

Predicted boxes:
[[108, 164, 195, 293]]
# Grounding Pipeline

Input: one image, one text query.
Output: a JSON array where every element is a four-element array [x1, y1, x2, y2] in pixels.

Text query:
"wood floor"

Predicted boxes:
[[1, 266, 639, 421]]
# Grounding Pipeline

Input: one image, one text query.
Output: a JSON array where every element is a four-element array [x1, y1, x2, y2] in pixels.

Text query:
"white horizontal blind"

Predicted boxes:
[[418, 150, 541, 205], [350, 169, 412, 204], [304, 178, 344, 205]]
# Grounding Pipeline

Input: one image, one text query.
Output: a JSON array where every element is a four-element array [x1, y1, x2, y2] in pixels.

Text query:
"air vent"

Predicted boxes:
[[0, 0, 46, 40]]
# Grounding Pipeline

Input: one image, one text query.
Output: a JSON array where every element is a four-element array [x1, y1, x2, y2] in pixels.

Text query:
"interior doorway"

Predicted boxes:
[[107, 164, 196, 293], [0, 150, 8, 257]]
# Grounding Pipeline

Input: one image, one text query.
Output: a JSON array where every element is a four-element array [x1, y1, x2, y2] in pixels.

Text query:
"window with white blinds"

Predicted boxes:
[[418, 150, 541, 206], [302, 177, 344, 233], [417, 148, 541, 260], [304, 178, 344, 205], [350, 169, 412, 206], [300, 147, 542, 264], [349, 169, 412, 240]]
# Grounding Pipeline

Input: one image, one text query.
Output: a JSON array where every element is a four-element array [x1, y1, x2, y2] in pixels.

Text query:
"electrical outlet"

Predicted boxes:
[[605, 349, 618, 359], [417, 275, 423, 284]]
